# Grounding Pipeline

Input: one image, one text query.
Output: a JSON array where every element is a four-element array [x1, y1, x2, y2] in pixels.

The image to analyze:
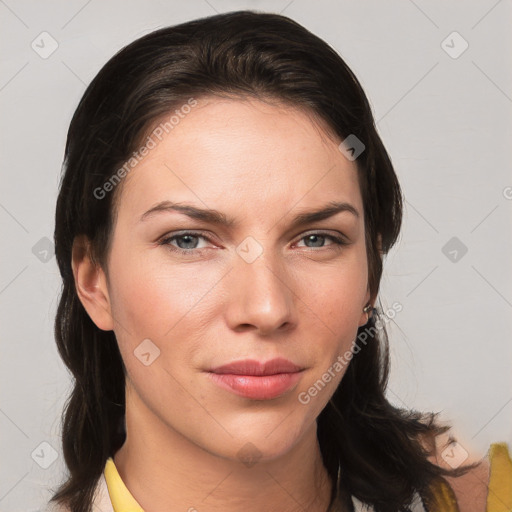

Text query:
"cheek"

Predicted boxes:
[[298, 252, 368, 331], [106, 255, 207, 399], [107, 246, 214, 340], [105, 246, 229, 389], [107, 260, 167, 339], [296, 250, 368, 381]]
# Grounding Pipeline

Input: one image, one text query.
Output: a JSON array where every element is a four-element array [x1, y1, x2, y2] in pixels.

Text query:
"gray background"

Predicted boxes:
[[1, 1, 511, 510]]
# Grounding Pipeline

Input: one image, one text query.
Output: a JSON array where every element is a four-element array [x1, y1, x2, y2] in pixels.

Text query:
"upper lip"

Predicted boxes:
[[210, 358, 303, 376]]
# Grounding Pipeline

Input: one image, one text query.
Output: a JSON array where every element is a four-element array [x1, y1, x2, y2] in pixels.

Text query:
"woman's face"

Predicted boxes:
[[91, 96, 370, 462]]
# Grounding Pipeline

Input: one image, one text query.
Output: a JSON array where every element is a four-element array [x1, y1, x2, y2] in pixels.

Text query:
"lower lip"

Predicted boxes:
[[208, 371, 303, 400]]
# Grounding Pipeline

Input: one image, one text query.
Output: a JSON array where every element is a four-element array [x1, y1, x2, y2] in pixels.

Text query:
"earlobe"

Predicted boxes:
[[71, 234, 114, 331]]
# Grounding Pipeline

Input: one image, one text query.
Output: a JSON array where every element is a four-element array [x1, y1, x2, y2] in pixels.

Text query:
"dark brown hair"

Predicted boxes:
[[50, 10, 477, 512]]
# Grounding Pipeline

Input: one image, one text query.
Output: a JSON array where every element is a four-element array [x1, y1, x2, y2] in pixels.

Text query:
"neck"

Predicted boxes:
[[113, 385, 337, 512]]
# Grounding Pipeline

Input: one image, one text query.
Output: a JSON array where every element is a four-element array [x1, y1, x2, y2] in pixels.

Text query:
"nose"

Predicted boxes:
[[224, 249, 296, 336]]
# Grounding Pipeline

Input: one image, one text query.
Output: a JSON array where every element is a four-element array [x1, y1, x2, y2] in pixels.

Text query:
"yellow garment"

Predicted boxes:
[[104, 457, 144, 512], [103, 443, 512, 512], [427, 477, 459, 511], [486, 442, 512, 512]]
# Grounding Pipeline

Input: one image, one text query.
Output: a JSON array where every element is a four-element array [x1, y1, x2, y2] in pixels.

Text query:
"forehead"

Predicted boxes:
[[115, 96, 362, 224]]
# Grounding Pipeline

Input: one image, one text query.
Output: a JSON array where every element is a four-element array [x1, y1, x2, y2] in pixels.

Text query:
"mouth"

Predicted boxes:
[[207, 358, 305, 400]]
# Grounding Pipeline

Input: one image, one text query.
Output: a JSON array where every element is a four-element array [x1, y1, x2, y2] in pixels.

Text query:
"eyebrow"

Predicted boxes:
[[139, 200, 360, 230]]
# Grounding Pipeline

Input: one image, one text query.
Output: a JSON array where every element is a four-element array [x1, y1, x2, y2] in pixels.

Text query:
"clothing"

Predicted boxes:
[[44, 442, 512, 512]]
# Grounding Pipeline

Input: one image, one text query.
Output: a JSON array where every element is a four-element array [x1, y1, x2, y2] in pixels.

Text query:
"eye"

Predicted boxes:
[[158, 231, 214, 256], [295, 232, 348, 250], [158, 230, 349, 257]]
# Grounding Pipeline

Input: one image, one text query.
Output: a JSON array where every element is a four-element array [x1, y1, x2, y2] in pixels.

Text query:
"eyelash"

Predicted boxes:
[[158, 231, 348, 257]]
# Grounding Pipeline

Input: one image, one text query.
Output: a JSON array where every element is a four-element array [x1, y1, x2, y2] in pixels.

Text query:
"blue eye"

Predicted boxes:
[[159, 232, 211, 256], [158, 231, 348, 257], [297, 233, 348, 249]]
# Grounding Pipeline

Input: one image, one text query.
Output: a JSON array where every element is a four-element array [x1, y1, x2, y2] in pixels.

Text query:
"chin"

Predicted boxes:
[[209, 418, 310, 464]]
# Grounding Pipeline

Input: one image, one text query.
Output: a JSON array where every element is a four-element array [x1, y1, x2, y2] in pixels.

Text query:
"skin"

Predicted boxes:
[[72, 96, 373, 512]]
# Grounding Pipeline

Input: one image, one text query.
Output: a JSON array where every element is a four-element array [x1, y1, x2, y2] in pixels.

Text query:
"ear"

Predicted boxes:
[[71, 234, 114, 331]]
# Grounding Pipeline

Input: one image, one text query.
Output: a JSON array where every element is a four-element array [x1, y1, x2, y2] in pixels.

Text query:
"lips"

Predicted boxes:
[[208, 358, 304, 400], [210, 358, 302, 376]]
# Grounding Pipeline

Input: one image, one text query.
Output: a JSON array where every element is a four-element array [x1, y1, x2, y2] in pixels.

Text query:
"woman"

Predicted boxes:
[[45, 10, 511, 512]]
